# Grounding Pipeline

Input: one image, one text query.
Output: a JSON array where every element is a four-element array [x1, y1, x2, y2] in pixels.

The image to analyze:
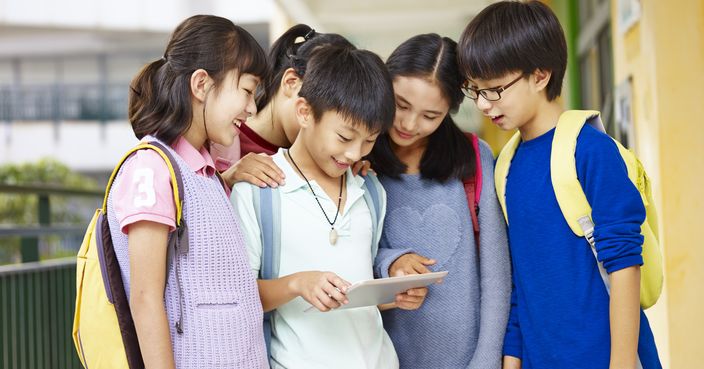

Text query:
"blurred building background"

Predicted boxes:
[[0, 0, 271, 178], [1, 0, 702, 368]]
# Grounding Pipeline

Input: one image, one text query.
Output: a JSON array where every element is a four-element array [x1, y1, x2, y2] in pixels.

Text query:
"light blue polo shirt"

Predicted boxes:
[[232, 148, 397, 369]]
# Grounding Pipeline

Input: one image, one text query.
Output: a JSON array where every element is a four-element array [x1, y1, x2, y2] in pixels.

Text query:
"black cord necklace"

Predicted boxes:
[[286, 149, 344, 245]]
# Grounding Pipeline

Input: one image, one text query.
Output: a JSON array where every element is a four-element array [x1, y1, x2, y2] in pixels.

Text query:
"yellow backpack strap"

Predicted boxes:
[[494, 130, 523, 223], [551, 110, 602, 238], [102, 141, 184, 226]]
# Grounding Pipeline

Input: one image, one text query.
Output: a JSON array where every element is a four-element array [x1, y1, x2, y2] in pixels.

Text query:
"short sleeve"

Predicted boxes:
[[113, 149, 177, 234], [231, 182, 264, 277]]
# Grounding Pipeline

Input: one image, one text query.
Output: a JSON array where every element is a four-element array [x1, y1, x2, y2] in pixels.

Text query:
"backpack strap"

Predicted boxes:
[[551, 110, 602, 239], [141, 141, 191, 333], [463, 133, 483, 252], [494, 131, 523, 223], [104, 141, 185, 227], [550, 110, 615, 297], [253, 185, 281, 361], [96, 141, 186, 364], [361, 173, 383, 258], [256, 186, 282, 280]]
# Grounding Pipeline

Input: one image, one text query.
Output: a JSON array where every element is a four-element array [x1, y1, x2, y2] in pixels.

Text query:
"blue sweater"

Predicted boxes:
[[503, 125, 661, 369], [375, 140, 512, 369]]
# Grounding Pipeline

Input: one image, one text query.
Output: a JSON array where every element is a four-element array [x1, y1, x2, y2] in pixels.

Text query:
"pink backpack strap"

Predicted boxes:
[[463, 133, 482, 253]]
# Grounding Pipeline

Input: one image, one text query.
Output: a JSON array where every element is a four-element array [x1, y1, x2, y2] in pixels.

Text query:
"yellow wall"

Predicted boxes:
[[611, 1, 704, 368]]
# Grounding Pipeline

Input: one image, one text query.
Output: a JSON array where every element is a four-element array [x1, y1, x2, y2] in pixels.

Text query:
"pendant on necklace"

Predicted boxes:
[[329, 228, 338, 245]]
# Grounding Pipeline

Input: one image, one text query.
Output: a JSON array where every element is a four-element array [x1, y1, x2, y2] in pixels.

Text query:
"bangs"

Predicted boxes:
[[459, 17, 527, 81], [232, 27, 269, 80], [300, 47, 395, 135]]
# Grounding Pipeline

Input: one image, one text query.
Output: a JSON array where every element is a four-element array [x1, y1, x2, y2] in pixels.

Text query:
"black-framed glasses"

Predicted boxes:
[[462, 74, 524, 101]]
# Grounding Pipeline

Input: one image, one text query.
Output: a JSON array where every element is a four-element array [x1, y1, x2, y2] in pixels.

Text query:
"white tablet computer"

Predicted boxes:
[[305, 271, 448, 312]]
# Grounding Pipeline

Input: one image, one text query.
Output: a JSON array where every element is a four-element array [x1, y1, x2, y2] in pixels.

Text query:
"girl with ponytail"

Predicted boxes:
[[217, 24, 373, 188], [110, 15, 269, 368]]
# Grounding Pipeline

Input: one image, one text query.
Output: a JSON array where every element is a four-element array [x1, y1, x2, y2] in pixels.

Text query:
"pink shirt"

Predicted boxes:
[[113, 137, 217, 234], [210, 137, 241, 172]]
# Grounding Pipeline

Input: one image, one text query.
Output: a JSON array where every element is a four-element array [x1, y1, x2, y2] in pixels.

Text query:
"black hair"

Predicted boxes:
[[368, 33, 476, 182], [256, 24, 355, 112], [128, 15, 268, 145], [298, 46, 395, 134], [457, 0, 567, 101]]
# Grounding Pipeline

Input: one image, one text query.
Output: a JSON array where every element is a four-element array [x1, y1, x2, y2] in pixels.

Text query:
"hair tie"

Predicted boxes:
[[303, 29, 316, 41], [288, 55, 307, 77]]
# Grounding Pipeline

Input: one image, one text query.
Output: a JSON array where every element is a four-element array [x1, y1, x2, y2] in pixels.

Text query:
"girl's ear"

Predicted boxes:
[[280, 68, 303, 98], [531, 68, 552, 93], [294, 97, 313, 129], [190, 69, 213, 103]]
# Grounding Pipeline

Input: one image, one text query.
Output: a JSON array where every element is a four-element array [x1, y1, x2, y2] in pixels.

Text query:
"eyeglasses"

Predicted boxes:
[[462, 74, 524, 101]]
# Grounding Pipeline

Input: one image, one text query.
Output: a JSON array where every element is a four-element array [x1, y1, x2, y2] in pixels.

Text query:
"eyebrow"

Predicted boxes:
[[468, 80, 503, 90], [242, 75, 261, 84], [341, 124, 380, 138], [396, 95, 443, 116]]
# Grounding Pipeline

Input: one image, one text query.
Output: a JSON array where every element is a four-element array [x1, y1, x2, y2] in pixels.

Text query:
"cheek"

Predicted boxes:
[[393, 110, 406, 125], [420, 118, 443, 135], [361, 141, 375, 157]]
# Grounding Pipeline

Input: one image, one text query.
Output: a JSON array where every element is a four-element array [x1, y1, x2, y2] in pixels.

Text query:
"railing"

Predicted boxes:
[[0, 184, 103, 369], [0, 258, 79, 369], [0, 84, 129, 122]]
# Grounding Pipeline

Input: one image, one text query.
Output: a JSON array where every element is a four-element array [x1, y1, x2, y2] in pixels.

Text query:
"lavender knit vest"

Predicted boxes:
[[107, 137, 268, 368]]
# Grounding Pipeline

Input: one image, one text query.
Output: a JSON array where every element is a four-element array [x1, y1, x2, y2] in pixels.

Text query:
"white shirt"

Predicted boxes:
[[232, 149, 398, 369]]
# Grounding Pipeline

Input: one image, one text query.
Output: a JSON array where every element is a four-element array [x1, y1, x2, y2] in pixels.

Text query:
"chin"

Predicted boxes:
[[323, 164, 347, 179]]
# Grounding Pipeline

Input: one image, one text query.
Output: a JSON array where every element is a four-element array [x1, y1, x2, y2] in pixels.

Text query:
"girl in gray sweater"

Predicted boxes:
[[368, 33, 512, 369]]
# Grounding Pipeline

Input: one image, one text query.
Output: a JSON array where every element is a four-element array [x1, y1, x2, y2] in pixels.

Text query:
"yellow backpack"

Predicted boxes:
[[72, 141, 184, 368], [494, 110, 663, 309]]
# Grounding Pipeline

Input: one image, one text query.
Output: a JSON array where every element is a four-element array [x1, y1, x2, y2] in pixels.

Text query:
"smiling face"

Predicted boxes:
[[205, 70, 260, 147], [294, 103, 380, 180], [388, 76, 450, 152]]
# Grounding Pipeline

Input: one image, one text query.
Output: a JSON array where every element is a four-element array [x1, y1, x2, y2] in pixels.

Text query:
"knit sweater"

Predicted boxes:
[[374, 140, 511, 369], [502, 125, 661, 369], [107, 136, 268, 368]]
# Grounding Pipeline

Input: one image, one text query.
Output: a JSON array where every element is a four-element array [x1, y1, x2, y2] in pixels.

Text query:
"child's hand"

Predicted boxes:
[[502, 355, 522, 369], [388, 253, 436, 276], [220, 152, 285, 188], [290, 271, 351, 312], [393, 270, 429, 310], [351, 159, 373, 176]]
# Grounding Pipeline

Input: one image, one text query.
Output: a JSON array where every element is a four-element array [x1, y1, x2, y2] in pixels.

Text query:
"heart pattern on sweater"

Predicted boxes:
[[384, 204, 462, 269]]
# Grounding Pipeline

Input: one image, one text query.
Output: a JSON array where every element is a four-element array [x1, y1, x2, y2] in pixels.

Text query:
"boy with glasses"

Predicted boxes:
[[458, 2, 662, 369]]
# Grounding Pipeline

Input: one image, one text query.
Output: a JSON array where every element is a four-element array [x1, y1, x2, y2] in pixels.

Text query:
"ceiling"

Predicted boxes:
[[271, 0, 493, 130], [272, 0, 495, 57]]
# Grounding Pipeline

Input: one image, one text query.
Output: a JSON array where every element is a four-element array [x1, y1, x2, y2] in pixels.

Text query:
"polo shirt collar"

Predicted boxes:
[[272, 149, 364, 196], [173, 136, 216, 176]]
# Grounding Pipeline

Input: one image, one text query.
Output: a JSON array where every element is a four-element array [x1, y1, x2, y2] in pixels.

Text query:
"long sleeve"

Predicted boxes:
[[467, 140, 512, 369], [373, 234, 415, 278], [372, 175, 417, 278], [502, 281, 522, 359], [575, 126, 645, 274]]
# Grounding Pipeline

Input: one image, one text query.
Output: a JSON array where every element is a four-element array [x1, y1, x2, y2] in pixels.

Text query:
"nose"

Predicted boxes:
[[475, 94, 492, 112], [398, 112, 417, 132], [245, 95, 257, 117], [344, 142, 364, 163]]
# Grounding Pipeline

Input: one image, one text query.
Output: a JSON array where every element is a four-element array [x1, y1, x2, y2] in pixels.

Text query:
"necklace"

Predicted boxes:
[[286, 150, 344, 245]]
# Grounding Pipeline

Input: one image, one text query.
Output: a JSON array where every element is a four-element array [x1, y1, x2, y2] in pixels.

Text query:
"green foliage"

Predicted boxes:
[[0, 158, 101, 263]]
